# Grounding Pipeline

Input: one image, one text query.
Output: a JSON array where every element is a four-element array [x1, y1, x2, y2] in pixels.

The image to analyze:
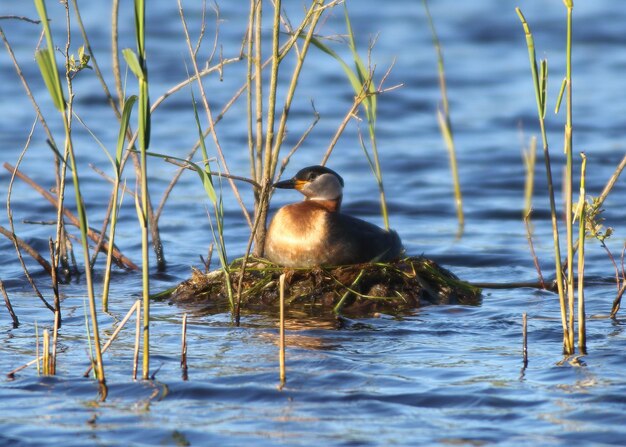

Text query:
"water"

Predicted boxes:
[[1, 0, 626, 445]]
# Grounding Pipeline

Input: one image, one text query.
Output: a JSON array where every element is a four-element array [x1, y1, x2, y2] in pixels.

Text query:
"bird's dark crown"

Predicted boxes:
[[294, 165, 344, 187]]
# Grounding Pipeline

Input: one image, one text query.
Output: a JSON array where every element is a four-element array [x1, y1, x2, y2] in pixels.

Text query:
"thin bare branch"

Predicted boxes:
[[0, 16, 41, 24], [4, 163, 138, 271], [178, 0, 253, 228], [164, 158, 262, 190]]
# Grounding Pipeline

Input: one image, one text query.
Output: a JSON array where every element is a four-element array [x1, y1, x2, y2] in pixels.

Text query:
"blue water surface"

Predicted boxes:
[[1, 0, 626, 446]]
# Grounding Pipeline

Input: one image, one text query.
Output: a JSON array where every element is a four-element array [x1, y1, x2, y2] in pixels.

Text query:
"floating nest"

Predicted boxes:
[[159, 256, 481, 318]]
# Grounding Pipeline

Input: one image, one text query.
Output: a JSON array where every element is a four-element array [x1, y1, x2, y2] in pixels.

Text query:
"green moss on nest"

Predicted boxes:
[[160, 256, 481, 317]]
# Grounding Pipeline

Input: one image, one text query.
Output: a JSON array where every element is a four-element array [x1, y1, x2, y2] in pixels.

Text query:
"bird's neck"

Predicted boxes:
[[305, 196, 342, 212]]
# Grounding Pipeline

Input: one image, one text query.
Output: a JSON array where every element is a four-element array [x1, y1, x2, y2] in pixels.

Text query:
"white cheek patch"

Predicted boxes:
[[302, 173, 343, 201]]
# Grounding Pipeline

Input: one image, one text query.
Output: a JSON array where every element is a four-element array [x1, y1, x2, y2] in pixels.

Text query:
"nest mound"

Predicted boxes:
[[162, 256, 481, 317]]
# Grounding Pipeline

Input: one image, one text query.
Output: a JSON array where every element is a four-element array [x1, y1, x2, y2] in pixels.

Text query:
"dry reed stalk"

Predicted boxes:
[[577, 153, 587, 354], [177, 0, 252, 229], [562, 1, 575, 355], [42, 329, 50, 375], [246, 0, 258, 183], [235, 181, 271, 324], [152, 56, 244, 222], [51, 310, 59, 375], [133, 302, 141, 380], [320, 94, 365, 166], [89, 191, 116, 267], [279, 273, 286, 386], [596, 155, 626, 208], [267, 1, 325, 178], [6, 356, 41, 379], [252, 0, 263, 185], [610, 246, 626, 318], [522, 313, 528, 368], [423, 0, 464, 231], [0, 280, 19, 328], [4, 119, 54, 310], [611, 282, 626, 319], [181, 313, 188, 380], [204, 243, 214, 273], [35, 322, 40, 376], [48, 239, 61, 331], [83, 300, 141, 377]]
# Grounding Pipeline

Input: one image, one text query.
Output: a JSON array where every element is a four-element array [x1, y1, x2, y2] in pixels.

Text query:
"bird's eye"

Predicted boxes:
[[307, 172, 318, 181]]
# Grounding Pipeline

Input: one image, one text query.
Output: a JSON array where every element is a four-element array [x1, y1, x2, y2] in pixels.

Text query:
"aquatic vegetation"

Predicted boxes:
[[164, 257, 481, 317], [517, 2, 625, 356], [34, 0, 106, 390]]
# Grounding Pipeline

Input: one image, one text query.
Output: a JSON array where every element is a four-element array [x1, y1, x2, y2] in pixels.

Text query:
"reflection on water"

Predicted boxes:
[[1, 0, 626, 445]]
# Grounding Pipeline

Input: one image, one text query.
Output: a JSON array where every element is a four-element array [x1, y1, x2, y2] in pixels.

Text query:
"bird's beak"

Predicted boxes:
[[273, 178, 306, 190]]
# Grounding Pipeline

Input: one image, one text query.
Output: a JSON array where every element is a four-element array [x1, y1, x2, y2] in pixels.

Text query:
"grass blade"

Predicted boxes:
[[116, 96, 137, 169], [35, 50, 65, 111], [34, 0, 65, 111]]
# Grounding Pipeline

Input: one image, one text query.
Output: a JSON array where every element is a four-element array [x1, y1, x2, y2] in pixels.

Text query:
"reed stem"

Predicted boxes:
[[51, 310, 59, 375], [35, 321, 40, 376], [34, 0, 106, 385], [522, 313, 528, 369], [5, 123, 54, 310], [83, 300, 140, 377], [279, 273, 286, 386], [49, 239, 61, 325], [577, 153, 587, 354], [102, 96, 136, 311], [516, 8, 571, 354], [424, 0, 464, 232], [43, 329, 50, 375], [133, 302, 141, 380], [181, 313, 188, 380], [123, 0, 152, 380], [563, 2, 575, 355]]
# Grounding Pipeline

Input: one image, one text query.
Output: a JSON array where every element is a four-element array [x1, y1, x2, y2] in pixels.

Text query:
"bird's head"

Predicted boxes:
[[273, 165, 344, 204]]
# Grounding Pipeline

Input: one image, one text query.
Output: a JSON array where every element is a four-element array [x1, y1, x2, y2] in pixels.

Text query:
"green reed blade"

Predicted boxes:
[[34, 0, 65, 111], [122, 49, 144, 80], [116, 95, 137, 170], [516, 6, 572, 354], [35, 50, 65, 112], [555, 77, 566, 115], [540, 60, 548, 119]]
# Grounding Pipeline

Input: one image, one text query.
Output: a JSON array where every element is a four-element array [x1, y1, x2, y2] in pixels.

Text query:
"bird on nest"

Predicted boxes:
[[264, 165, 404, 268]]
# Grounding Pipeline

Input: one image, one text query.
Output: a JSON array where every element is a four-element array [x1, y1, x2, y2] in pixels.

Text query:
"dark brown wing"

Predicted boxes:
[[325, 213, 404, 265]]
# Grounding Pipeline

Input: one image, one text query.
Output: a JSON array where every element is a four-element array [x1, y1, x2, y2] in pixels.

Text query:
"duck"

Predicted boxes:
[[264, 165, 404, 268]]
